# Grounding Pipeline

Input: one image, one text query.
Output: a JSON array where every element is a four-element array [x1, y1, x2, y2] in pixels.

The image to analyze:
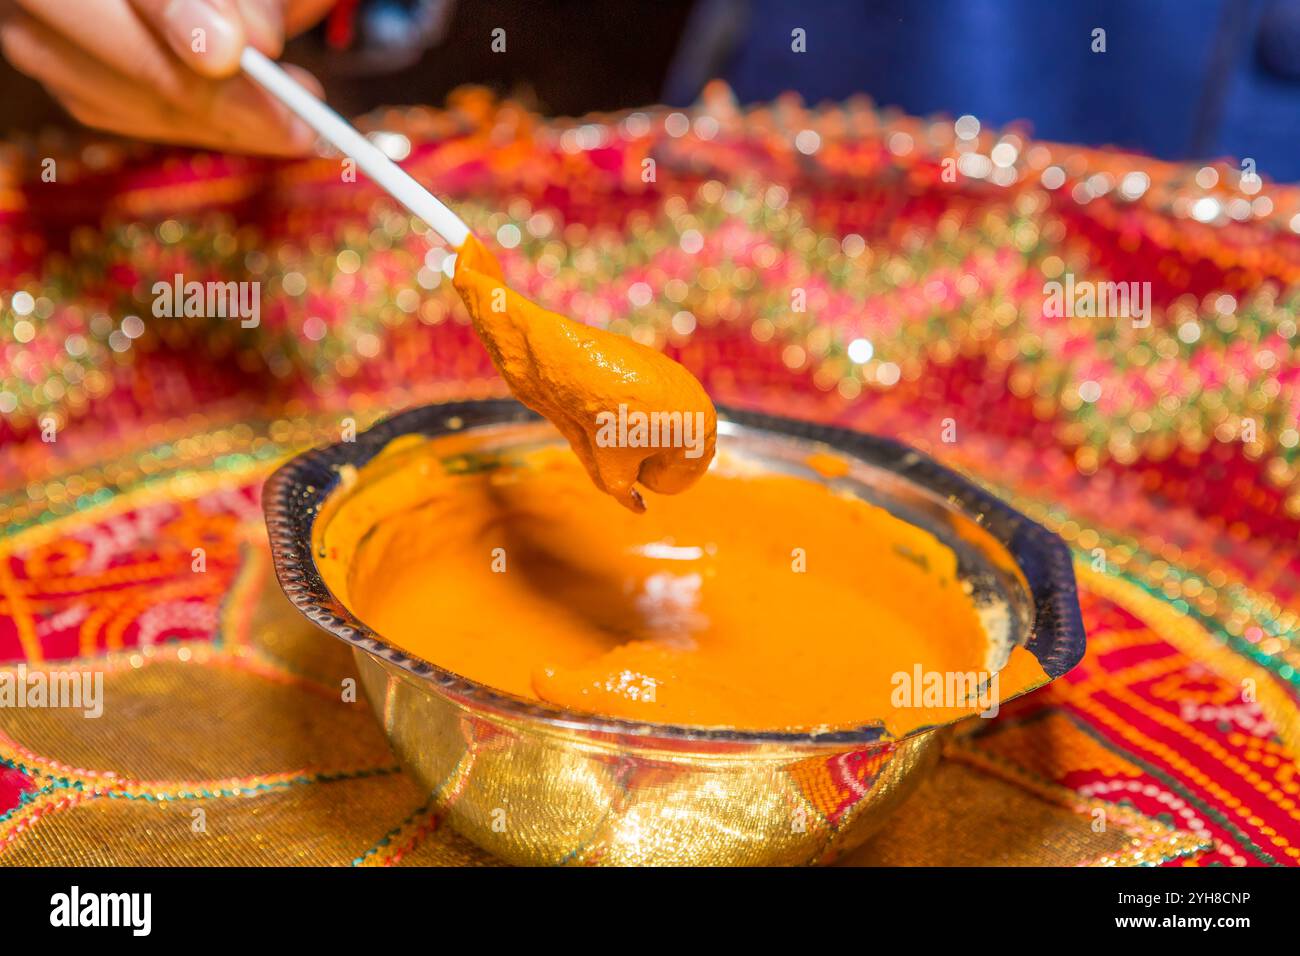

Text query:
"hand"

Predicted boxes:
[[0, 0, 336, 155]]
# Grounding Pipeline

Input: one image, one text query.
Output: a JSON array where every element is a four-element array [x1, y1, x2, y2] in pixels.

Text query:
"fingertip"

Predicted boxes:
[[233, 79, 320, 156], [237, 0, 285, 58], [163, 0, 245, 77], [284, 117, 321, 154], [283, 64, 325, 100]]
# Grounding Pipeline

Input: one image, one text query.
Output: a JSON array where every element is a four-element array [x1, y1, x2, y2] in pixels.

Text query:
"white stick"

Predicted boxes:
[[240, 47, 471, 249]]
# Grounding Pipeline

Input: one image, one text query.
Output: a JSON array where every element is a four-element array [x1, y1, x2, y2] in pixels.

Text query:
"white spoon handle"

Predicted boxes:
[[240, 47, 471, 249]]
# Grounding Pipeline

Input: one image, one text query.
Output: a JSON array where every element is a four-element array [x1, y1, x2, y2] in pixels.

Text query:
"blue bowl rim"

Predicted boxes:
[[262, 398, 1086, 748]]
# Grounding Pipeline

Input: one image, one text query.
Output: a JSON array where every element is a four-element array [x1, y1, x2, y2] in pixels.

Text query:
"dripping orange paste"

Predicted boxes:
[[451, 235, 716, 512], [315, 438, 1048, 734]]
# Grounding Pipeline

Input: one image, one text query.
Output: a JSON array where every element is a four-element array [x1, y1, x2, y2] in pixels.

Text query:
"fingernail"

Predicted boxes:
[[164, 0, 242, 73], [287, 117, 319, 152], [284, 65, 326, 99], [237, 0, 284, 56]]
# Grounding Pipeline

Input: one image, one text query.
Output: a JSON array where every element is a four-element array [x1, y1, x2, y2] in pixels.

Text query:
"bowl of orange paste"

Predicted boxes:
[[264, 399, 1085, 865]]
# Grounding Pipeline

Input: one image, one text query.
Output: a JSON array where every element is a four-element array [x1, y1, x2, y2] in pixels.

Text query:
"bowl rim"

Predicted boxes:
[[262, 398, 1086, 749]]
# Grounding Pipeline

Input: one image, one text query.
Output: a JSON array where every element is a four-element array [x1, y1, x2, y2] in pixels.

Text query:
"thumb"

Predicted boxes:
[[136, 0, 284, 78]]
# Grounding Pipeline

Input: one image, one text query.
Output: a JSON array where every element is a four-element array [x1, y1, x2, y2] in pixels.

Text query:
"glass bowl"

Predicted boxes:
[[263, 399, 1085, 865]]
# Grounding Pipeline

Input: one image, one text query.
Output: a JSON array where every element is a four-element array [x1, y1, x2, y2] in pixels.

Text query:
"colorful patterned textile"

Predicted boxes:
[[1, 87, 1297, 865]]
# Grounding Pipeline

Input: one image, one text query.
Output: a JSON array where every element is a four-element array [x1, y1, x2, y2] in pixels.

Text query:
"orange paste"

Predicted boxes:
[[316, 440, 1048, 733], [452, 235, 716, 511]]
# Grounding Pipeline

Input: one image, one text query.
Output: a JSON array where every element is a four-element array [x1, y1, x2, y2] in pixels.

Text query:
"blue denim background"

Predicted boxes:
[[666, 0, 1300, 182]]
